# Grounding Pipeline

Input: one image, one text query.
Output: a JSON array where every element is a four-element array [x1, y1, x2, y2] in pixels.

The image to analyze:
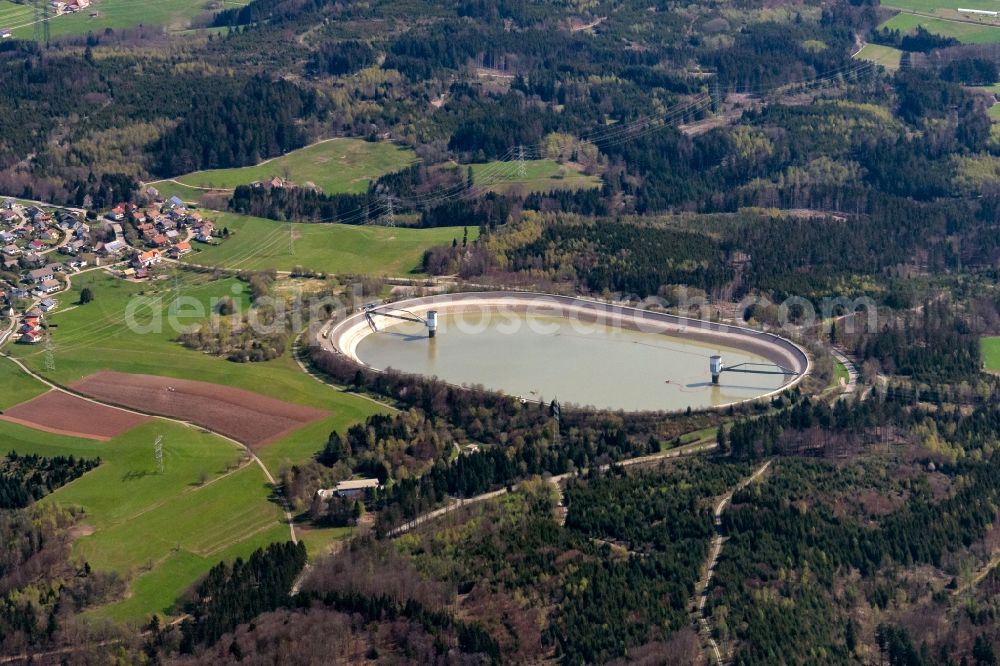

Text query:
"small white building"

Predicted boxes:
[[317, 478, 381, 500]]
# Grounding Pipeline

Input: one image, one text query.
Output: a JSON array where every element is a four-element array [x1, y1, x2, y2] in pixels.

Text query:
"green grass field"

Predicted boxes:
[[854, 44, 904, 71], [6, 271, 388, 466], [0, 411, 287, 622], [882, 0, 999, 13], [981, 336, 1000, 371], [166, 139, 416, 195], [990, 103, 1000, 122], [834, 358, 850, 385], [2, 269, 391, 616], [6, 0, 250, 40], [0, 354, 49, 409], [881, 12, 1000, 44], [184, 212, 474, 275], [471, 158, 601, 194], [148, 180, 229, 205], [0, 0, 33, 30]]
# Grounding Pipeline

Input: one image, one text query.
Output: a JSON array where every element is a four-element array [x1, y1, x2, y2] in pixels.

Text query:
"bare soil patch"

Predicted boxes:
[[0, 390, 150, 441], [71, 371, 328, 448]]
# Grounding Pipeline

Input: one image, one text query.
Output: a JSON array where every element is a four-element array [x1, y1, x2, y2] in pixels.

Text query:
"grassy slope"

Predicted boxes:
[[6, 271, 388, 466], [833, 357, 850, 385], [2, 270, 391, 616], [148, 180, 229, 205], [0, 355, 49, 409], [981, 336, 1000, 371], [853, 44, 904, 70], [882, 0, 998, 12], [7, 0, 251, 39], [881, 12, 1000, 44], [0, 1, 32, 30], [0, 415, 286, 622], [184, 212, 473, 275], [471, 158, 601, 194], [170, 139, 416, 194]]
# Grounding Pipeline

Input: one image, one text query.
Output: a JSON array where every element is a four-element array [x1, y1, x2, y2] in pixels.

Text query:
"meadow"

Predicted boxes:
[[148, 180, 229, 205], [0, 407, 288, 622], [0, 0, 32, 31], [881, 0, 999, 13], [6, 270, 388, 467], [981, 336, 1000, 371], [165, 139, 416, 195], [184, 212, 474, 275], [2, 268, 394, 617], [880, 12, 1000, 44], [854, 44, 903, 71], [471, 158, 601, 194], [0, 353, 49, 409], [6, 0, 250, 39]]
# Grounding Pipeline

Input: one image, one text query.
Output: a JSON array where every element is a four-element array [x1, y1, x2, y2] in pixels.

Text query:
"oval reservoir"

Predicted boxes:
[[354, 309, 789, 412]]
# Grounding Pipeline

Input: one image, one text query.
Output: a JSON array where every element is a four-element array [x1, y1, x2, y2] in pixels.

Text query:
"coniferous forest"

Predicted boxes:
[[7, 0, 1000, 660]]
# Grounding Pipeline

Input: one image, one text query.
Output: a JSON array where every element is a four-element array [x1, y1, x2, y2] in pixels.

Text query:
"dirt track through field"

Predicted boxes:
[[71, 371, 328, 448], [1, 389, 150, 440]]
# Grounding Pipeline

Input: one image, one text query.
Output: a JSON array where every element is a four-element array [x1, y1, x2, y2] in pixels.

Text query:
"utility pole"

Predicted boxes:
[[382, 194, 395, 227], [550, 399, 561, 447], [43, 333, 55, 372], [516, 145, 527, 180], [154, 435, 164, 473], [34, 0, 51, 46]]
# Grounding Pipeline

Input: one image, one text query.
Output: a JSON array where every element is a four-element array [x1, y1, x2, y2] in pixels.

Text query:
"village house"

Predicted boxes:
[[132, 249, 161, 269], [36, 278, 61, 295], [167, 241, 192, 259], [26, 267, 54, 283], [106, 205, 126, 221], [100, 239, 127, 256], [18, 311, 42, 343]]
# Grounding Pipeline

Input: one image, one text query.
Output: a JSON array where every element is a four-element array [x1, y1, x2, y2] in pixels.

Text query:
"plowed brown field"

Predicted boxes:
[[71, 371, 328, 448], [1, 390, 150, 440]]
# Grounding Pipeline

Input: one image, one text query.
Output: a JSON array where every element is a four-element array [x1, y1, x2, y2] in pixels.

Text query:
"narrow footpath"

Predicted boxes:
[[694, 459, 772, 665]]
